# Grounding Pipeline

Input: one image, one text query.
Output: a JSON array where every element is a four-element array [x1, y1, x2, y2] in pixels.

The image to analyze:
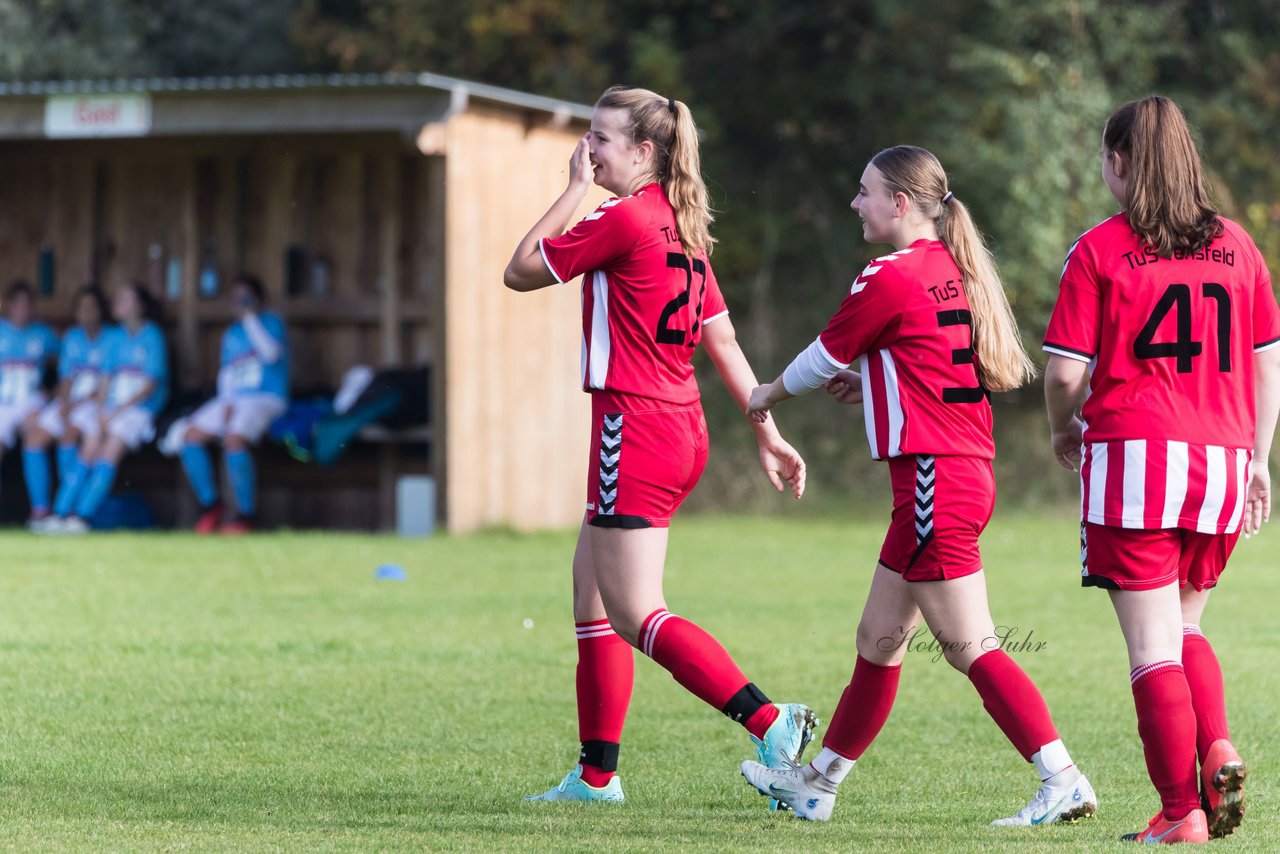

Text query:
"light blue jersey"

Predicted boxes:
[[59, 325, 114, 402], [104, 321, 169, 414], [0, 319, 58, 406], [221, 311, 289, 398]]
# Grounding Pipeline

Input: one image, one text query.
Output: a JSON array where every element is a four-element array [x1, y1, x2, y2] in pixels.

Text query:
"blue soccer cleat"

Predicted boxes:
[[523, 765, 625, 803], [750, 703, 818, 812]]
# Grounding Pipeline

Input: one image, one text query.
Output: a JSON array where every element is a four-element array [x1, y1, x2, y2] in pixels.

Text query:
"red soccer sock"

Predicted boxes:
[[576, 619, 634, 786], [823, 655, 901, 760], [1182, 625, 1230, 764], [1131, 660, 1200, 821], [640, 609, 775, 738], [967, 650, 1059, 761], [743, 701, 780, 739]]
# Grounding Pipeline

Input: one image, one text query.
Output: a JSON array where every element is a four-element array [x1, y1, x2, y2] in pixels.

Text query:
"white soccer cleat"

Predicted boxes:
[[27, 516, 57, 533], [33, 516, 74, 535], [56, 516, 90, 535], [992, 771, 1097, 826], [740, 760, 837, 821], [523, 765, 624, 803]]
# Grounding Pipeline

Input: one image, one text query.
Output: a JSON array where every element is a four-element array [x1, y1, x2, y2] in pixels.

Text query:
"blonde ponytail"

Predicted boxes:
[[595, 86, 715, 256], [664, 100, 715, 257], [871, 145, 1037, 392], [939, 198, 1038, 391]]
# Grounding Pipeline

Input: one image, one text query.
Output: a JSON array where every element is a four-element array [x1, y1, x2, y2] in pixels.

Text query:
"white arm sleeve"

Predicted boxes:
[[781, 337, 850, 396], [242, 313, 283, 364], [216, 364, 236, 398]]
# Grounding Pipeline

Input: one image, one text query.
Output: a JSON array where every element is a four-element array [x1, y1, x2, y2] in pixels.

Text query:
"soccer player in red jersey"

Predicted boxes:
[[1044, 96, 1280, 844], [741, 146, 1096, 826], [504, 86, 815, 805]]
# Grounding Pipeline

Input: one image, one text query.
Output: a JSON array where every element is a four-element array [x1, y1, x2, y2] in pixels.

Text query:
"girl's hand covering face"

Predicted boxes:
[[568, 134, 594, 190]]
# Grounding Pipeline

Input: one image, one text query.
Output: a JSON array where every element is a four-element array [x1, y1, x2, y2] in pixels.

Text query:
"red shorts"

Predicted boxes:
[[585, 392, 708, 529], [1080, 523, 1239, 591], [878, 454, 995, 582]]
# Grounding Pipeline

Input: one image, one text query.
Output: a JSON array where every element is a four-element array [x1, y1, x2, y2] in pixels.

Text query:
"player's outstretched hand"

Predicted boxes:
[[1050, 417, 1084, 471], [824, 369, 862, 404], [758, 436, 806, 500], [1244, 467, 1270, 537]]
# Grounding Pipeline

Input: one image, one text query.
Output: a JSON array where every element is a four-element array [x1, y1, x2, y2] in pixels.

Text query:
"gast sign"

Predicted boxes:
[[44, 93, 152, 138]]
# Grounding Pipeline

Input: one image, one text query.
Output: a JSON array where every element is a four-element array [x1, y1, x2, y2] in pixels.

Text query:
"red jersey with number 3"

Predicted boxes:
[[817, 238, 994, 461], [1044, 213, 1280, 533], [539, 182, 728, 405]]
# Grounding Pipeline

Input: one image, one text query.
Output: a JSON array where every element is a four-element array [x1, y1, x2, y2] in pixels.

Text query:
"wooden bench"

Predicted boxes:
[[73, 422, 433, 531], [356, 424, 433, 532]]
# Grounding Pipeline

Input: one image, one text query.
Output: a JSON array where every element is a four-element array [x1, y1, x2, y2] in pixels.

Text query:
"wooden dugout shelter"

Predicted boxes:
[[0, 72, 600, 532]]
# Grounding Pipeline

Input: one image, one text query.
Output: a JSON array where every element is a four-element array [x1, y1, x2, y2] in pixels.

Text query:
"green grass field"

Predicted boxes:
[[1, 513, 1278, 851]]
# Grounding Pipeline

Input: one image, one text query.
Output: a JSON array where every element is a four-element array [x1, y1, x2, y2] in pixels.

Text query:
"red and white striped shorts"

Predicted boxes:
[[1078, 439, 1249, 591]]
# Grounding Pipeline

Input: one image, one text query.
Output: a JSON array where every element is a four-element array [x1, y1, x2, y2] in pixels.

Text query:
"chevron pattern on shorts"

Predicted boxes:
[[914, 455, 935, 542], [597, 413, 623, 515], [905, 455, 935, 570]]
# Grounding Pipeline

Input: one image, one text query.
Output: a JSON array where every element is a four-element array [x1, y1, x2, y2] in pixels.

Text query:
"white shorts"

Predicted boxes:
[[35, 399, 98, 441], [0, 394, 47, 448], [69, 403, 157, 451], [188, 394, 287, 444]]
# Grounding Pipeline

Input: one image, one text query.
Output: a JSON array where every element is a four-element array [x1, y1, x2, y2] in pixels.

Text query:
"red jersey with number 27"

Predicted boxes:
[[1043, 213, 1280, 533], [539, 183, 728, 406], [818, 238, 994, 461]]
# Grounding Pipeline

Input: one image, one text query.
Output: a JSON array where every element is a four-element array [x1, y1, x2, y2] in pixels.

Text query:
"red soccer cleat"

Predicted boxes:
[[1122, 808, 1208, 844], [194, 502, 225, 534], [1201, 739, 1246, 838], [218, 516, 255, 535]]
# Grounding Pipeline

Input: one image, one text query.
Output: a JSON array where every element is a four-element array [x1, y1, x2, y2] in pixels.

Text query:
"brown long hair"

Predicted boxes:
[[595, 85, 714, 257], [1103, 95, 1222, 256], [871, 145, 1037, 392]]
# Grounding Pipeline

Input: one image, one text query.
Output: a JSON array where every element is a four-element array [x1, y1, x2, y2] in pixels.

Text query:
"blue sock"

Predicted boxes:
[[22, 448, 51, 513], [180, 443, 219, 508], [226, 449, 257, 516], [53, 458, 88, 517], [73, 460, 117, 521], [56, 444, 78, 479]]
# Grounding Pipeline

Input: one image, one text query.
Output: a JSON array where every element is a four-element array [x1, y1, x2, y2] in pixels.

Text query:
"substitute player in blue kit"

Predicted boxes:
[[41, 283, 168, 534], [23, 284, 113, 526], [179, 273, 288, 534], [0, 280, 59, 509]]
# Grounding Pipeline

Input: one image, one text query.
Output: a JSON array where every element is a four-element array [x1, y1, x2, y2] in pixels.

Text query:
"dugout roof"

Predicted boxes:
[[0, 71, 594, 139]]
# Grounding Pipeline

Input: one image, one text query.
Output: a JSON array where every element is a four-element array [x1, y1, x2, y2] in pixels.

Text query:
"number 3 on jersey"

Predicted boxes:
[[1134, 282, 1231, 373], [655, 252, 707, 346], [937, 309, 985, 403]]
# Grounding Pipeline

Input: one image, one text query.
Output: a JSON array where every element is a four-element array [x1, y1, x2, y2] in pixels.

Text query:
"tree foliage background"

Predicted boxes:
[[4, 0, 1279, 507]]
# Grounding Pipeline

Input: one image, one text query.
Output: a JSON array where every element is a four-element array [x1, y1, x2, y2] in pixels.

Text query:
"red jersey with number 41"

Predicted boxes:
[[539, 182, 728, 406], [817, 238, 995, 461], [1044, 213, 1280, 533]]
